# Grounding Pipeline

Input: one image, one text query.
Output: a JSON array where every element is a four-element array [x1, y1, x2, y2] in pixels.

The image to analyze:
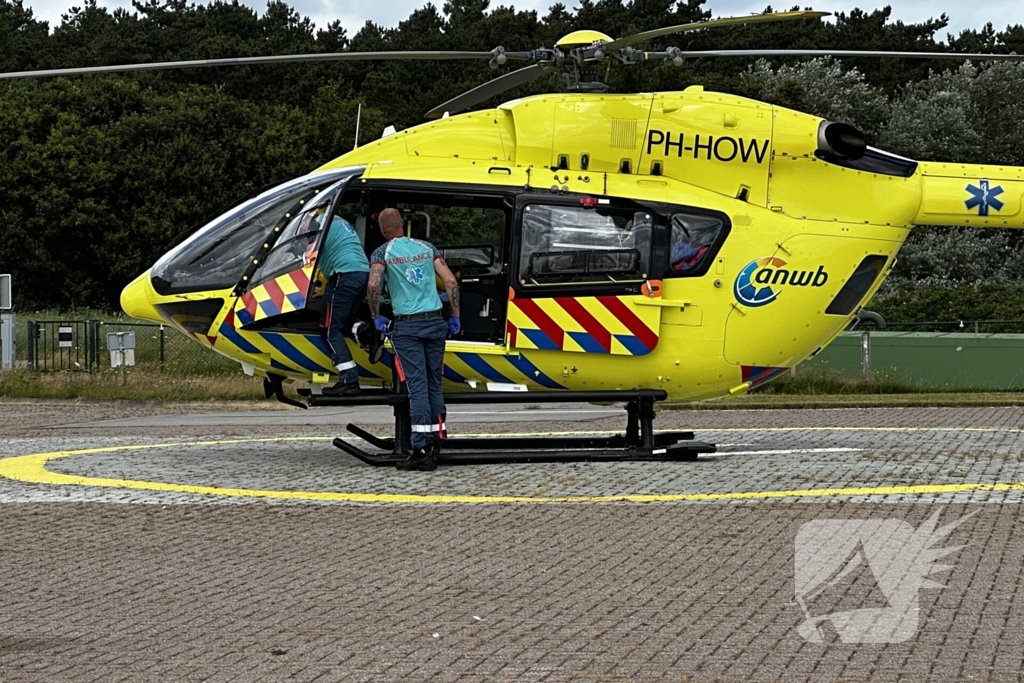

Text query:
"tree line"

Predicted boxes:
[[2, 0, 1024, 317]]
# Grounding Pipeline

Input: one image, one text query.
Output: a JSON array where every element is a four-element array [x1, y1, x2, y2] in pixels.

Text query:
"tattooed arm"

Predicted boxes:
[[433, 257, 460, 318], [367, 263, 385, 318]]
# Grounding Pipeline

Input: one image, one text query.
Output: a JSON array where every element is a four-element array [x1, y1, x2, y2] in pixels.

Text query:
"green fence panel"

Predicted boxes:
[[19, 319, 240, 375], [806, 332, 1024, 390]]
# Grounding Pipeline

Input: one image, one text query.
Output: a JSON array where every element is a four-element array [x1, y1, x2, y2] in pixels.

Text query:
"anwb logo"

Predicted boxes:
[[733, 257, 829, 308], [794, 509, 974, 643]]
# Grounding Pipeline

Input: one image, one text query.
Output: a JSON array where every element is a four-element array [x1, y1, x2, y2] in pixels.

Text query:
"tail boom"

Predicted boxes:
[[914, 162, 1024, 227]]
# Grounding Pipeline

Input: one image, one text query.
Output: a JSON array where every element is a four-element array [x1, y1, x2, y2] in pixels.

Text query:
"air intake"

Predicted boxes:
[[816, 121, 866, 161]]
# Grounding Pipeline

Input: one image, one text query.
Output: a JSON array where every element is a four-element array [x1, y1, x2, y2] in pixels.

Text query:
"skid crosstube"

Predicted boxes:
[[302, 385, 717, 466], [332, 437, 716, 466], [341, 424, 696, 452]]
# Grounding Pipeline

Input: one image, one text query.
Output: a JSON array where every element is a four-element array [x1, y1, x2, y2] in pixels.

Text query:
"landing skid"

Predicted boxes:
[[333, 436, 713, 466], [300, 384, 717, 466]]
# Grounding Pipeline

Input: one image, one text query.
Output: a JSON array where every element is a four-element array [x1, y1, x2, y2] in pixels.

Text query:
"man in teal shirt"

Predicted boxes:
[[318, 215, 371, 396], [368, 208, 461, 471]]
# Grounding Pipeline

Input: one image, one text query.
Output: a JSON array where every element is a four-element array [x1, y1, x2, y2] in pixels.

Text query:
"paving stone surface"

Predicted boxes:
[[1, 401, 1024, 681]]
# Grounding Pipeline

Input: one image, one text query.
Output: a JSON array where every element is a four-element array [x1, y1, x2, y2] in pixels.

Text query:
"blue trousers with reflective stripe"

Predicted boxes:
[[321, 271, 368, 383], [391, 318, 447, 449]]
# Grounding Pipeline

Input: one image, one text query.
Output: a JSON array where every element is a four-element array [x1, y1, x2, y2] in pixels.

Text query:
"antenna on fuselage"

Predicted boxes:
[[353, 102, 362, 149]]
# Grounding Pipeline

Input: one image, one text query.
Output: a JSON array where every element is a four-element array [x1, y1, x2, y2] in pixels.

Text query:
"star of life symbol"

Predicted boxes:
[[405, 265, 424, 285], [795, 508, 975, 643], [965, 180, 1004, 216]]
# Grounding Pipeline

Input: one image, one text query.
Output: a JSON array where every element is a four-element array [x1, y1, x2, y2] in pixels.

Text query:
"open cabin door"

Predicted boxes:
[[233, 176, 362, 330], [359, 183, 513, 347]]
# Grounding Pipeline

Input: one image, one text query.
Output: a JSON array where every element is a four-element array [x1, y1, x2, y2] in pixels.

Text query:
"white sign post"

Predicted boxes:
[[0, 313, 13, 370], [0, 274, 10, 311], [0, 276, 13, 369]]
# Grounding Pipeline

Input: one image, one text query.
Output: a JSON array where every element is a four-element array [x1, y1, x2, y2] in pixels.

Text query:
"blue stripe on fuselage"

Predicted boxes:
[[504, 353, 566, 389]]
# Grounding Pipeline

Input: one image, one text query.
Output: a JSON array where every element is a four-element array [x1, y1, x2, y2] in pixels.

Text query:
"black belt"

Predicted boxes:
[[394, 310, 442, 322]]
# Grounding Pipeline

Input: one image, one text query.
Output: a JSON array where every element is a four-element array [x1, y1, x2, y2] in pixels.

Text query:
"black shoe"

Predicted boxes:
[[354, 322, 385, 365], [396, 447, 437, 472], [322, 381, 360, 397], [368, 329, 384, 365]]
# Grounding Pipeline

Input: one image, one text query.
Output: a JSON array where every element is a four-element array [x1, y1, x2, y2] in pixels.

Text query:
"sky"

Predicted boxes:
[[22, 0, 1024, 41]]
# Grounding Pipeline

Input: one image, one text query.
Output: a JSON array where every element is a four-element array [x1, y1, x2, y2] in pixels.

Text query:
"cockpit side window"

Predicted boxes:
[[666, 212, 726, 277], [249, 182, 344, 287], [150, 168, 360, 295]]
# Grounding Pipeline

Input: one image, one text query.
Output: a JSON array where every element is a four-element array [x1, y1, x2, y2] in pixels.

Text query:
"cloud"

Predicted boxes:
[[22, 0, 1024, 40]]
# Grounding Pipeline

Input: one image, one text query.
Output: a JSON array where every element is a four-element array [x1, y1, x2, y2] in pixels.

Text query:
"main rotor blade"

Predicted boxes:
[[674, 49, 1024, 61], [0, 51, 496, 80], [425, 64, 555, 119], [602, 10, 830, 51]]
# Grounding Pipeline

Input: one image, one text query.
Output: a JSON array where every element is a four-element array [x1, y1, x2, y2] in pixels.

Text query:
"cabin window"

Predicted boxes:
[[518, 204, 651, 286], [666, 212, 725, 277]]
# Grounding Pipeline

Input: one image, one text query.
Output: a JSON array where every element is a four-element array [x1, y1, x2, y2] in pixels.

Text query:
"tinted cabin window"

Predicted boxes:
[[667, 213, 725, 276], [151, 169, 358, 295], [519, 204, 651, 286], [826, 254, 889, 315]]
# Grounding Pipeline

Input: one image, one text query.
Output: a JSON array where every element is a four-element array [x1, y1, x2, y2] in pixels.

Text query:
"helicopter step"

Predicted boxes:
[[298, 388, 716, 466]]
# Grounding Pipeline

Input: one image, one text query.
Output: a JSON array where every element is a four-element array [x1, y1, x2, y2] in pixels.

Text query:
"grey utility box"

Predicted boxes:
[[107, 331, 136, 368]]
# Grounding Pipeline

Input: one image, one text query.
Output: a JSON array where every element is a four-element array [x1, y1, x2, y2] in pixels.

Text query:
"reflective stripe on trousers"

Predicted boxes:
[[391, 317, 448, 449], [320, 271, 368, 383]]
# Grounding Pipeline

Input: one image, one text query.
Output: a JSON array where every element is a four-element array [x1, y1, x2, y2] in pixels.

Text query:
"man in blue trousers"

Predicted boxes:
[[367, 208, 461, 471], [318, 214, 371, 396]]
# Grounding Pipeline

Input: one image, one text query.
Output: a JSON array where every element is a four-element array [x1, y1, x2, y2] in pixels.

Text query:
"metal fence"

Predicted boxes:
[[882, 319, 1024, 334], [25, 319, 238, 375]]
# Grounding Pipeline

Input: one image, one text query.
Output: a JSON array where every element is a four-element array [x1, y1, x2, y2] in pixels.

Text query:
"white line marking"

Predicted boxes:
[[447, 409, 623, 415], [702, 447, 864, 458]]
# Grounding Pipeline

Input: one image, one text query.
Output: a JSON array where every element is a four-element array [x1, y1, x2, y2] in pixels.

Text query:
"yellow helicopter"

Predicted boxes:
[[7, 9, 1024, 460]]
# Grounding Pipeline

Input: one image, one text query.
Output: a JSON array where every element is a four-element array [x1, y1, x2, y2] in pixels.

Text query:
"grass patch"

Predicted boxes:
[[753, 367, 930, 395], [0, 368, 303, 401], [10, 307, 238, 376]]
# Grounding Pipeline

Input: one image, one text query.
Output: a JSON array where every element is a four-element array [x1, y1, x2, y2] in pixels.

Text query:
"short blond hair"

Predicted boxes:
[[379, 208, 404, 235]]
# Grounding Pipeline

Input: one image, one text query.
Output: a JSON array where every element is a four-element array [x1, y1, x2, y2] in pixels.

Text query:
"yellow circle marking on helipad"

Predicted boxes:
[[1, 430, 1023, 503]]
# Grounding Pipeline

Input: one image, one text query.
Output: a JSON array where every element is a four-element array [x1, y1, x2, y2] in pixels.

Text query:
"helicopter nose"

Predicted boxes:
[[120, 270, 164, 324]]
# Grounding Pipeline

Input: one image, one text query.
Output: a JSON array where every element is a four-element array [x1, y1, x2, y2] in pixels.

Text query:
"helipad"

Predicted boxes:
[[3, 400, 1024, 682], [2, 413, 1024, 504]]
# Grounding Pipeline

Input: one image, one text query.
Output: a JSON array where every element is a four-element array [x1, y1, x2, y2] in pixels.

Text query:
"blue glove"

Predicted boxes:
[[447, 316, 461, 337], [373, 315, 391, 336]]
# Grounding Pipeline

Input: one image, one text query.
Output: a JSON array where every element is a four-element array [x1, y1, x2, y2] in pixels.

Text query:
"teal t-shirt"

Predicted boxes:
[[318, 218, 369, 277], [370, 237, 442, 316]]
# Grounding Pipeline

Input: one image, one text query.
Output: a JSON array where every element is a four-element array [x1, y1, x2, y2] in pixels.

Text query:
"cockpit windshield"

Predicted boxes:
[[150, 167, 362, 295]]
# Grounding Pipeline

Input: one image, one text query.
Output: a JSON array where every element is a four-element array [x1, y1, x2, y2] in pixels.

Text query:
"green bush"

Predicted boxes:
[[870, 283, 1024, 325]]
